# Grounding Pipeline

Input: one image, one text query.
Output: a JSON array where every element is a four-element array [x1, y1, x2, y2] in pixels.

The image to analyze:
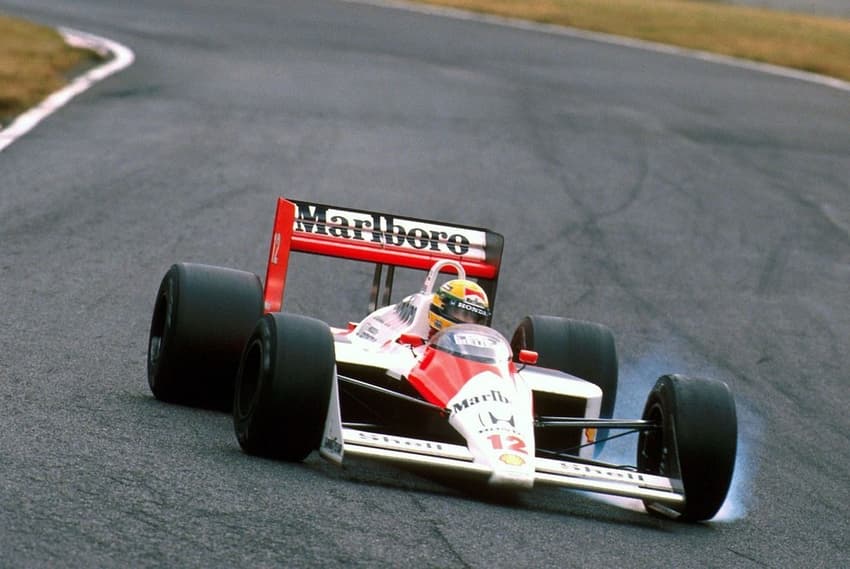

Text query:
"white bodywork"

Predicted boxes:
[[321, 382, 682, 505], [318, 260, 683, 506]]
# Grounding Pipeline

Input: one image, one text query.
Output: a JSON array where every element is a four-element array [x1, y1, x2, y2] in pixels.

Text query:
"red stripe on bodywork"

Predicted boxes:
[[407, 347, 502, 407]]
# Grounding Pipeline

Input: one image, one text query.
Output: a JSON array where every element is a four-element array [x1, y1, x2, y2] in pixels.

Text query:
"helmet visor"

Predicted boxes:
[[443, 298, 491, 325]]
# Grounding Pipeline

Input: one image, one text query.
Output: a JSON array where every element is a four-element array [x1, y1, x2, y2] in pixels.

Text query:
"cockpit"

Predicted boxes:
[[429, 324, 512, 364]]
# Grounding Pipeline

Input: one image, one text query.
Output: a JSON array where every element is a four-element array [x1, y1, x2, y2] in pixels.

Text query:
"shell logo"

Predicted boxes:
[[499, 454, 525, 467], [585, 428, 597, 444]]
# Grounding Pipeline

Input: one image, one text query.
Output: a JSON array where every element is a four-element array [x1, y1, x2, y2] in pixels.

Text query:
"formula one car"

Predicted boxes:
[[147, 198, 737, 522]]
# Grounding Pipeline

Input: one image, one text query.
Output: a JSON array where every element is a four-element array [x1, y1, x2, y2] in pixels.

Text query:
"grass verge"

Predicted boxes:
[[1, 1, 848, 129], [0, 12, 102, 127], [410, 0, 850, 82]]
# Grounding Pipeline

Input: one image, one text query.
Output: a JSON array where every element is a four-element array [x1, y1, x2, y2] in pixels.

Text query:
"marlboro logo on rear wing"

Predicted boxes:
[[263, 198, 504, 314]]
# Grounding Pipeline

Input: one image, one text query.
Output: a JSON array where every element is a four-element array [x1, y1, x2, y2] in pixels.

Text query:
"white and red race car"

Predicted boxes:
[[147, 198, 737, 522]]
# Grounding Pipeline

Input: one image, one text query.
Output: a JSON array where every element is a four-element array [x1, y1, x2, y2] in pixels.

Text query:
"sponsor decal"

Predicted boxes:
[[293, 202, 484, 257], [584, 428, 597, 444], [322, 435, 342, 455], [453, 333, 498, 348], [455, 302, 489, 317], [499, 454, 526, 467], [556, 461, 648, 483], [488, 411, 515, 427], [479, 411, 515, 429], [356, 324, 379, 341], [451, 390, 510, 414], [476, 411, 518, 435], [357, 431, 445, 452], [271, 233, 281, 264]]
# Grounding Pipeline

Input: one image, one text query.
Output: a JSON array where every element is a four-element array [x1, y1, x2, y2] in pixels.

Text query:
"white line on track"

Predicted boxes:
[[1, 2, 843, 155], [0, 28, 135, 153], [341, 0, 850, 94]]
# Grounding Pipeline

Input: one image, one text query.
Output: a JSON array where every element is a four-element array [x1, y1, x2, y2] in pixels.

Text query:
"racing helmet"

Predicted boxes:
[[428, 279, 491, 333]]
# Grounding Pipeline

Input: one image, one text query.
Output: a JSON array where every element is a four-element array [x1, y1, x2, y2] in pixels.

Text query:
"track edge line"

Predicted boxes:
[[340, 0, 850, 94], [0, 28, 135, 153]]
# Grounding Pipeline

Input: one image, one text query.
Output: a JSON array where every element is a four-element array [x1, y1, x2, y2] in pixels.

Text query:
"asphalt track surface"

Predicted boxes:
[[1, 1, 848, 567]]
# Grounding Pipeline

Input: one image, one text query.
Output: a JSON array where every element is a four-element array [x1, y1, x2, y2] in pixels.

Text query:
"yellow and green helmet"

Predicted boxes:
[[428, 279, 491, 333]]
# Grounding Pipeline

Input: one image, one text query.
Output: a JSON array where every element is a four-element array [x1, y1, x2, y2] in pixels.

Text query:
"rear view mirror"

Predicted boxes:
[[518, 349, 538, 365]]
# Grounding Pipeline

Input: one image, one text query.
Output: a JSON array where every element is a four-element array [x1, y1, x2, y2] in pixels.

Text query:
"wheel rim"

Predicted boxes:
[[148, 292, 168, 380], [639, 402, 668, 475], [236, 338, 263, 420]]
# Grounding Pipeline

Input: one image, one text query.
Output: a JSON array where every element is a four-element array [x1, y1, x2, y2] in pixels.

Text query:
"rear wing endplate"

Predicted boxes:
[[263, 198, 504, 313]]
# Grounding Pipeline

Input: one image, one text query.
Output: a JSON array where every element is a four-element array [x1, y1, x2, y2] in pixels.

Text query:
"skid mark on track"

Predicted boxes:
[[408, 494, 472, 568], [755, 235, 792, 297], [727, 547, 772, 567]]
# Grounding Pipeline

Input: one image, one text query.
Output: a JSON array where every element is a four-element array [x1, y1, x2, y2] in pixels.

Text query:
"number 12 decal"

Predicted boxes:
[[487, 434, 527, 454]]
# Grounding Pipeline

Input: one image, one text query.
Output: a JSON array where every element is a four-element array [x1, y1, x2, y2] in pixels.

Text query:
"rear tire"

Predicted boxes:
[[147, 263, 263, 409], [234, 312, 336, 461], [638, 374, 737, 522], [510, 316, 618, 418], [511, 315, 618, 456]]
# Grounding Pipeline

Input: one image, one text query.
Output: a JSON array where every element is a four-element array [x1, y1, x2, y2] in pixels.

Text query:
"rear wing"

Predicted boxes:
[[263, 198, 504, 314]]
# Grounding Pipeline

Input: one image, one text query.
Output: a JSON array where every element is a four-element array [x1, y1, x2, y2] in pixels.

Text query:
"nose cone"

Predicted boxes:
[[447, 371, 536, 489]]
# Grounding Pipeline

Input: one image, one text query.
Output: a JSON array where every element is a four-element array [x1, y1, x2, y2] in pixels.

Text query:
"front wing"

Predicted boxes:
[[333, 428, 683, 506], [319, 380, 684, 506]]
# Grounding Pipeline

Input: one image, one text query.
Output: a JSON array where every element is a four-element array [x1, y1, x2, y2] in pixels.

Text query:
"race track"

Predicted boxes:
[[1, 1, 848, 567]]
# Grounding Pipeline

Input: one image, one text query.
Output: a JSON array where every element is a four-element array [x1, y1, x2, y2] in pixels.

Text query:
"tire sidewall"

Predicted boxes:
[[639, 374, 737, 521], [233, 313, 335, 461], [147, 264, 184, 400], [146, 263, 263, 408], [510, 315, 618, 418]]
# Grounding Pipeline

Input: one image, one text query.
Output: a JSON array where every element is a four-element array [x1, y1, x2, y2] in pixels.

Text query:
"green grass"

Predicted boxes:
[[0, 13, 101, 126], [411, 0, 850, 82]]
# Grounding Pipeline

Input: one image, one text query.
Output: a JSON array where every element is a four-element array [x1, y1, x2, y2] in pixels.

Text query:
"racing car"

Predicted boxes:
[[147, 197, 738, 522]]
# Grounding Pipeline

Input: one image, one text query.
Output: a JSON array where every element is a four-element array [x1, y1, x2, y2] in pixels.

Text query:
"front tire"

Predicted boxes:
[[638, 374, 737, 522], [234, 312, 336, 461], [147, 263, 263, 409]]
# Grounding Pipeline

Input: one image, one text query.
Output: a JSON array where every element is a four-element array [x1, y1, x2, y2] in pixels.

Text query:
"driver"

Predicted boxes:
[[428, 279, 492, 336]]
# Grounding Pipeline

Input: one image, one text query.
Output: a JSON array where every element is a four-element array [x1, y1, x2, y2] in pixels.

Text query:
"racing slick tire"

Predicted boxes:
[[233, 312, 336, 461], [510, 315, 618, 456], [638, 374, 737, 522], [147, 263, 263, 409], [510, 316, 618, 418]]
